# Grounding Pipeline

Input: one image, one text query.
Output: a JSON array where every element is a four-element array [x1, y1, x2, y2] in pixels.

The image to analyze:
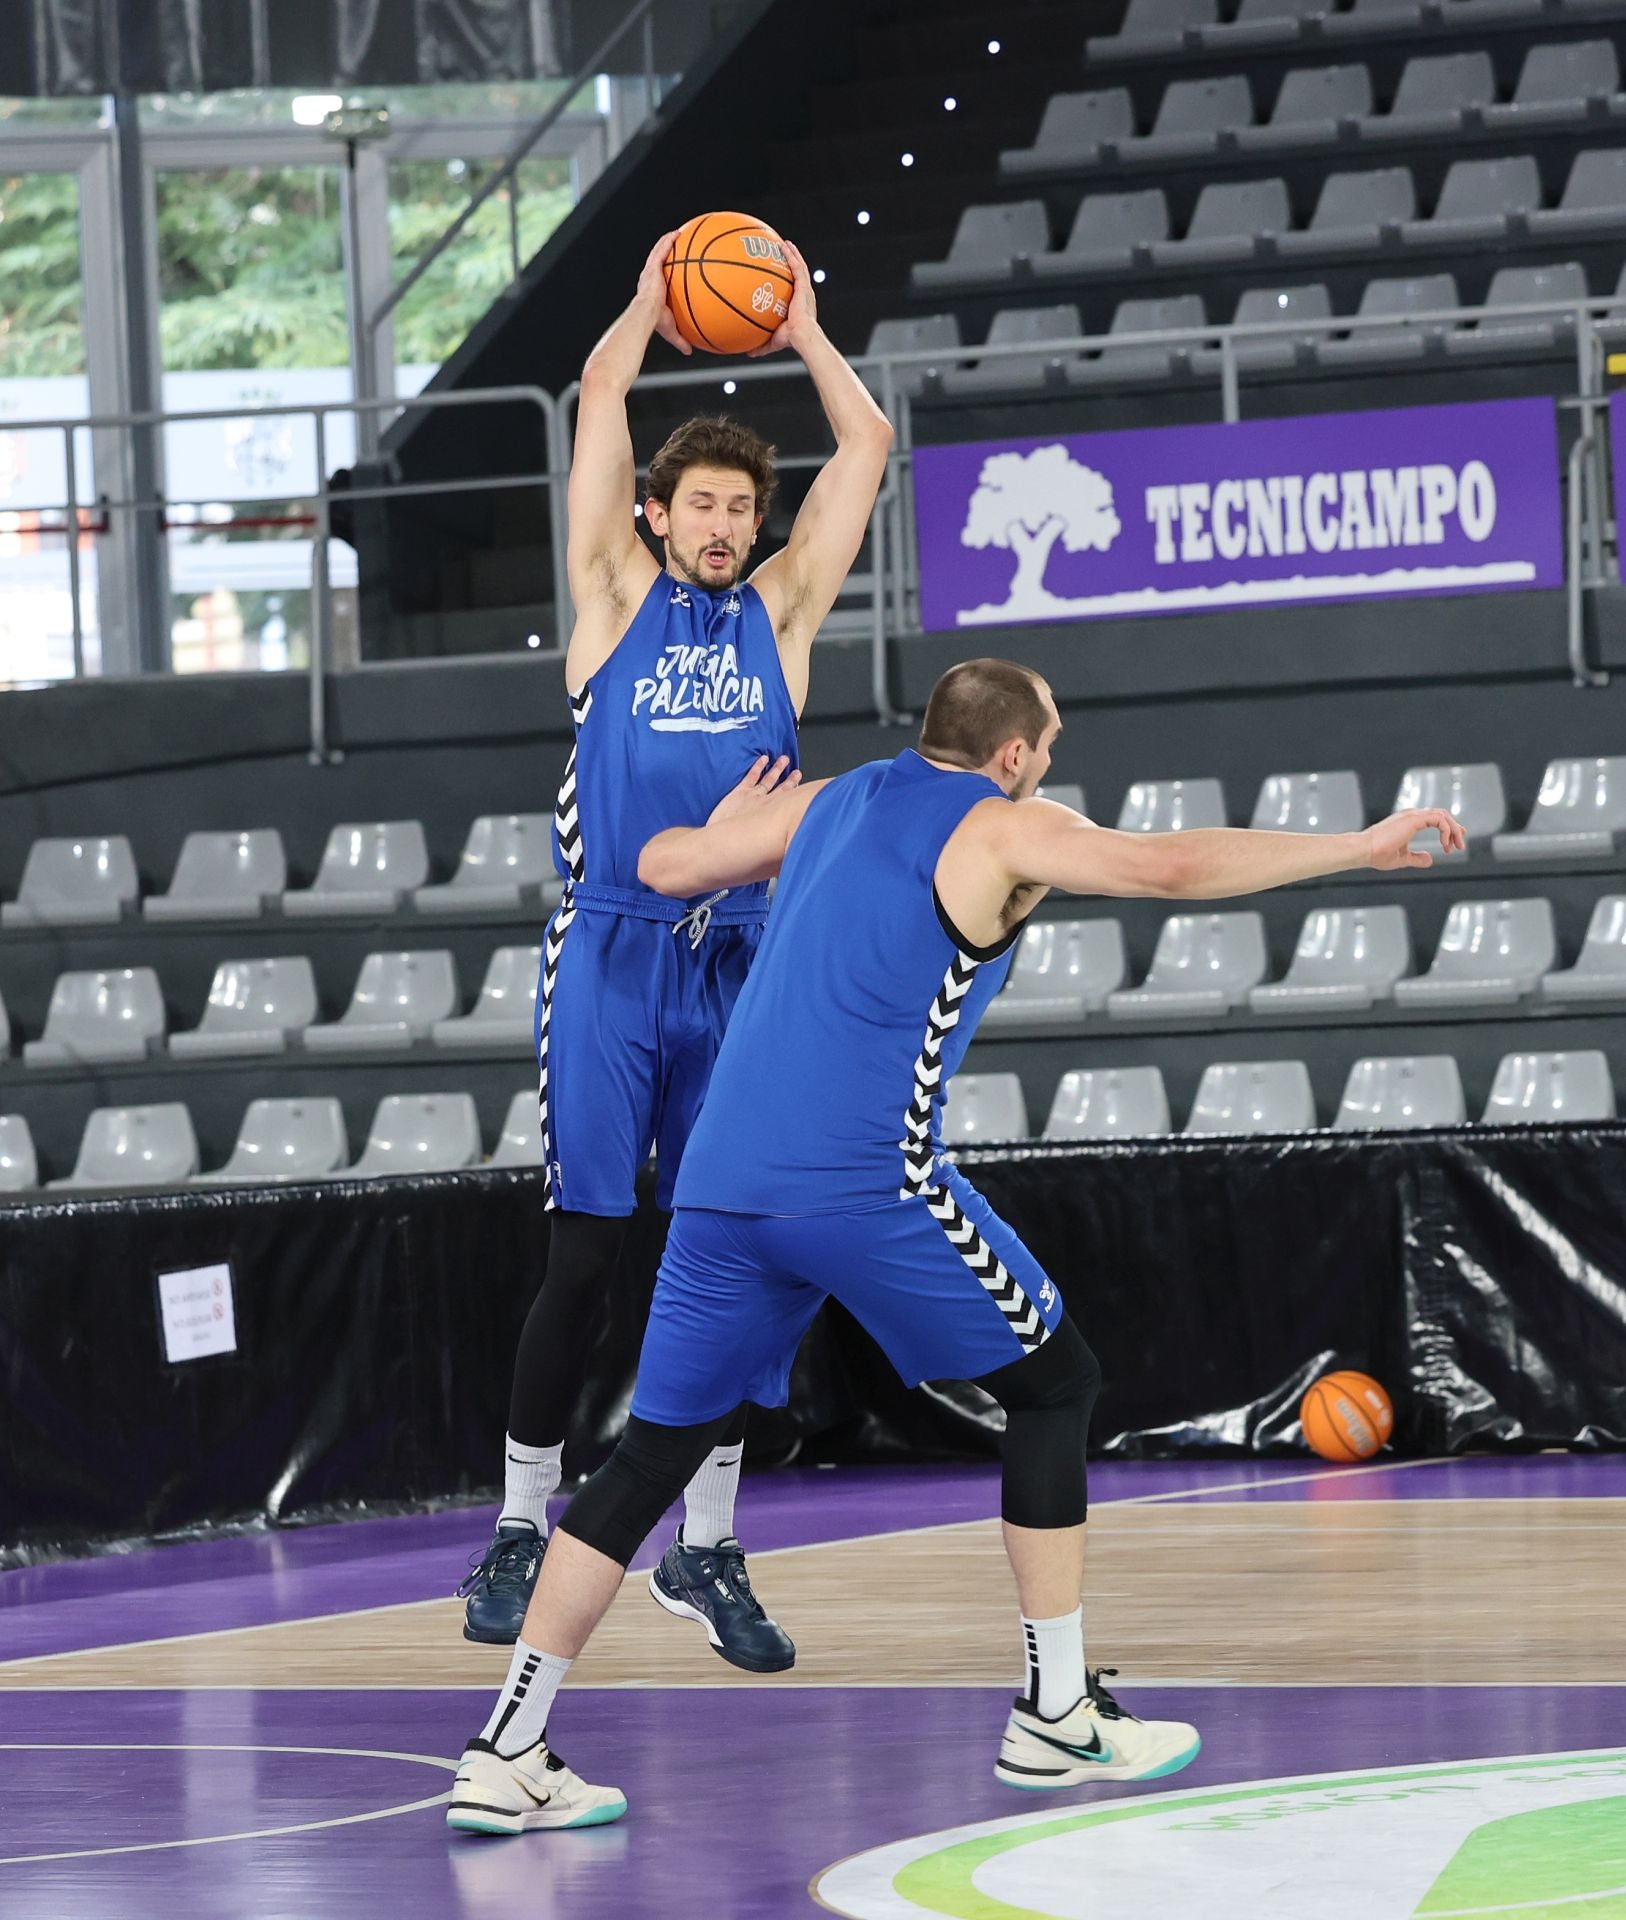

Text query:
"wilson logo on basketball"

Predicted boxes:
[[741, 234, 788, 264]]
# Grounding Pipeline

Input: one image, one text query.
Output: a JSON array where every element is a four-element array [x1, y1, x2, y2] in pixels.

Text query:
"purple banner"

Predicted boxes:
[[912, 398, 1562, 634]]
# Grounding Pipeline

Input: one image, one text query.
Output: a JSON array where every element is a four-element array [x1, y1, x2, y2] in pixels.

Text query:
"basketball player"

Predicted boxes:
[[456, 229, 894, 1668], [447, 658, 1467, 1831]]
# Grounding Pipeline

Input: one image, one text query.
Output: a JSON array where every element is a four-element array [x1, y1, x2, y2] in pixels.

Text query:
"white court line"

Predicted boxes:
[[0, 1742, 454, 1865]]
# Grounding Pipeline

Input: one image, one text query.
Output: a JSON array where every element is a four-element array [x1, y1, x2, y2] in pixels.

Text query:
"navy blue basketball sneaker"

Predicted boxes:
[[648, 1531, 795, 1672], [458, 1519, 544, 1645]]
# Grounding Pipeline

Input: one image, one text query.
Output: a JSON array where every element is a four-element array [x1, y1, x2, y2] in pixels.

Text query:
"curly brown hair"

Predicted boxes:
[[646, 416, 778, 521]]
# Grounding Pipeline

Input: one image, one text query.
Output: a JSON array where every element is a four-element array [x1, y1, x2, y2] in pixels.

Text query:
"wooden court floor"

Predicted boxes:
[[3, 1496, 1621, 1692]]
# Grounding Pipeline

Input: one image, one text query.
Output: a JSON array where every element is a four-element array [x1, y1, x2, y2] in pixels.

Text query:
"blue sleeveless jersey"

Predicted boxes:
[[552, 574, 798, 901], [675, 750, 1020, 1215]]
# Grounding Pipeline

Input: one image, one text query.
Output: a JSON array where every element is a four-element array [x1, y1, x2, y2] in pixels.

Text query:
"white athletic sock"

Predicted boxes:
[[681, 1442, 744, 1550], [498, 1435, 563, 1536], [479, 1637, 573, 1759], [1022, 1607, 1086, 1720]]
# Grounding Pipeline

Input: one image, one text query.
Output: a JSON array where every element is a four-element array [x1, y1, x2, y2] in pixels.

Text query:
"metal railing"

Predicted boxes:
[[3, 288, 1622, 730], [367, 0, 665, 349]]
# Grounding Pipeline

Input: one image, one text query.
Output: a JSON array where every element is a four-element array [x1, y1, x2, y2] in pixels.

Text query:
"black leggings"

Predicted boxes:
[[507, 1209, 746, 1455], [559, 1314, 1102, 1568]]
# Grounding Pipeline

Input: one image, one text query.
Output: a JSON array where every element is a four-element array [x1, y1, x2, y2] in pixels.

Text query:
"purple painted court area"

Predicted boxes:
[[5, 1455, 1622, 1664], [2, 1684, 1624, 1920]]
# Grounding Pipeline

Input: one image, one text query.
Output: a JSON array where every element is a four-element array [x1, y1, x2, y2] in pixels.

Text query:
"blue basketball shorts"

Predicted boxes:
[[535, 899, 763, 1216], [629, 1166, 1065, 1426]]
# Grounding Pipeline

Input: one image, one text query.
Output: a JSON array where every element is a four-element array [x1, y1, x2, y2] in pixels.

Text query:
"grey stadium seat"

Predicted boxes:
[[143, 830, 287, 923], [2, 835, 138, 928], [169, 957, 318, 1059], [0, 1114, 38, 1192], [1184, 1060, 1317, 1135], [195, 1097, 350, 1185], [1486, 39, 1623, 130], [1368, 52, 1496, 141], [1539, 895, 1626, 1002], [1495, 756, 1626, 859], [305, 950, 459, 1052], [982, 918, 1127, 1029], [1087, 0, 1221, 62], [282, 820, 431, 918], [1072, 294, 1208, 385], [1037, 782, 1086, 813], [1277, 168, 1416, 258], [1108, 911, 1268, 1019], [1323, 0, 1423, 35], [1249, 770, 1365, 834], [24, 968, 166, 1068], [490, 1089, 544, 1167], [1392, 898, 1557, 1008], [1117, 777, 1227, 833], [1032, 190, 1170, 280], [1151, 179, 1291, 268], [1483, 1049, 1615, 1123], [1213, 285, 1334, 373], [1530, 149, 1626, 242], [911, 201, 1050, 294], [433, 945, 540, 1051], [1317, 273, 1462, 369], [1393, 762, 1507, 855], [1250, 904, 1413, 1013], [941, 305, 1084, 399], [1335, 1056, 1466, 1131], [1239, 64, 1373, 151], [1001, 90, 1137, 176], [865, 315, 964, 400], [941, 1072, 1029, 1144], [1131, 75, 1255, 163], [49, 1103, 200, 1190], [1445, 262, 1589, 357], [344, 1093, 483, 1179], [1403, 157, 1542, 249], [415, 814, 559, 915], [1044, 1066, 1172, 1139]]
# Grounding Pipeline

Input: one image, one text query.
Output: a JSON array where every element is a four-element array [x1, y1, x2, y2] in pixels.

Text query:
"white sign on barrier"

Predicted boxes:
[[157, 1262, 238, 1364]]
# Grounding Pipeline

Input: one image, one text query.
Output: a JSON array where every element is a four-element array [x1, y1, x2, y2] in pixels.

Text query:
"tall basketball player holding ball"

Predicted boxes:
[[455, 217, 893, 1746]]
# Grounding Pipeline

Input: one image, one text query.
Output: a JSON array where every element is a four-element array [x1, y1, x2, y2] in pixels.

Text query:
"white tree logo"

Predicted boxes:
[[957, 444, 1121, 624]]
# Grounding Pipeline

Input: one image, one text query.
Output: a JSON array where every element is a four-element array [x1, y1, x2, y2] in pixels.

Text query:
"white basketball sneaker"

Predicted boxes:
[[996, 1668, 1201, 1790], [446, 1735, 628, 1835]]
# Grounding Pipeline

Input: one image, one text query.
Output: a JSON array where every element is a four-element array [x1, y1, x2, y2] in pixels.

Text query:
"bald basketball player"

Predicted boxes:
[[447, 658, 1466, 1832]]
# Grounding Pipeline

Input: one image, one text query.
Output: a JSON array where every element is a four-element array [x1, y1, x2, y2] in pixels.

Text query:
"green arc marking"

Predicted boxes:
[[879, 1754, 1626, 1920]]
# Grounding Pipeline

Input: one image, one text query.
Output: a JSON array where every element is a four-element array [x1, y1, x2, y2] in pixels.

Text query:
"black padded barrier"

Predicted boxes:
[[2, 1126, 1623, 1564]]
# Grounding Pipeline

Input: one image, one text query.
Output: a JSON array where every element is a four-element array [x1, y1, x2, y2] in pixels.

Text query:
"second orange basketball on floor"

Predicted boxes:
[[665, 211, 794, 356], [1300, 1370, 1395, 1462]]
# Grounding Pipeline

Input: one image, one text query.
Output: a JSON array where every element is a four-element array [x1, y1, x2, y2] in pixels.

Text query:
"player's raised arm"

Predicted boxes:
[[987, 799, 1468, 901], [747, 240, 895, 709], [564, 233, 686, 687], [639, 761, 830, 896]]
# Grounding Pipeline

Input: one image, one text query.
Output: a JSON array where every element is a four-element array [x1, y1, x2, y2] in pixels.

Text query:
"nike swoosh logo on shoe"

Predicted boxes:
[[1024, 1725, 1110, 1764]]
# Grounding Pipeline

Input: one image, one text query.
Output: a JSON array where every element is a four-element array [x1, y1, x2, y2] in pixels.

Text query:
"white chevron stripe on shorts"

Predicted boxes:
[[536, 896, 577, 1211], [922, 1182, 1048, 1355]]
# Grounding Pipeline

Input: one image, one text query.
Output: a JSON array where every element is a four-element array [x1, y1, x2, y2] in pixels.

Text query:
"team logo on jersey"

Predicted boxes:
[[633, 638, 765, 733], [669, 586, 692, 608], [1039, 1279, 1056, 1309]]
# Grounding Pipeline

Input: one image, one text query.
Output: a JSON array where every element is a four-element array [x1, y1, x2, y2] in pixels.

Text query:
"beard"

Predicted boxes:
[[668, 536, 745, 590]]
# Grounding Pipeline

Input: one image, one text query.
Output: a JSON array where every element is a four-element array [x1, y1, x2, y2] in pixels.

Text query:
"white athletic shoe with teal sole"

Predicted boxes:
[[995, 1668, 1201, 1790], [446, 1735, 628, 1835]]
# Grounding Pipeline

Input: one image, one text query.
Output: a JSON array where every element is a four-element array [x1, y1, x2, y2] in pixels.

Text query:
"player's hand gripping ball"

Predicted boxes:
[[663, 212, 796, 356], [1299, 1370, 1395, 1462]]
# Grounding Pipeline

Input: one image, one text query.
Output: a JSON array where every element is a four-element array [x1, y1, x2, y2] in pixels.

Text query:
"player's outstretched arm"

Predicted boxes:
[[988, 799, 1467, 901], [639, 760, 831, 895], [748, 241, 894, 710], [564, 232, 687, 688]]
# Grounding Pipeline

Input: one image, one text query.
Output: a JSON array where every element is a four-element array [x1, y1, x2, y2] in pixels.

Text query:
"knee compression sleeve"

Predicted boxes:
[[556, 1413, 729, 1567], [977, 1317, 1102, 1530], [508, 1211, 630, 1445]]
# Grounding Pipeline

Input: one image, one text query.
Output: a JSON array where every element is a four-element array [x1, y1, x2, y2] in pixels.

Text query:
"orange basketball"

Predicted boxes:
[[1299, 1370, 1395, 1463], [664, 211, 794, 356]]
